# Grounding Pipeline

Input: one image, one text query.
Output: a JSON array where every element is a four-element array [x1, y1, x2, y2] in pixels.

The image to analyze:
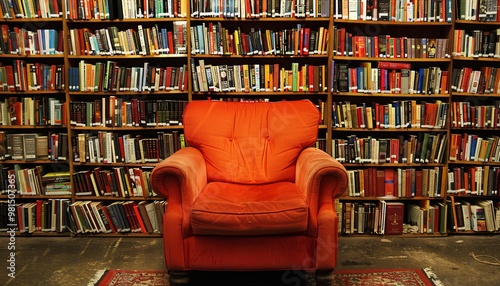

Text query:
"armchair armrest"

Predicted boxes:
[[295, 147, 348, 208], [151, 147, 207, 206]]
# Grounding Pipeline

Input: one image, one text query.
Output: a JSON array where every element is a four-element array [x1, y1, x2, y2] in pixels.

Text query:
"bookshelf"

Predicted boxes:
[[446, 12, 500, 234], [330, 2, 454, 236], [0, 3, 71, 235], [63, 2, 190, 236], [1, 0, 500, 237]]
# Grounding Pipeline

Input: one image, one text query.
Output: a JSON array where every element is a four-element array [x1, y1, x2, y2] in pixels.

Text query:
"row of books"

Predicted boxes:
[[70, 99, 186, 127], [346, 167, 445, 198], [0, 62, 64, 92], [332, 100, 449, 129], [333, 31, 449, 59], [0, 199, 71, 234], [0, 199, 166, 234], [452, 29, 500, 58], [448, 166, 500, 197], [67, 200, 165, 234], [0, 27, 63, 55], [337, 200, 444, 235], [456, 0, 499, 21], [69, 62, 188, 93], [448, 198, 499, 233], [72, 131, 185, 164], [68, 22, 187, 56], [0, 132, 68, 162], [450, 101, 500, 128], [190, 0, 331, 18], [66, 0, 188, 20], [73, 167, 154, 198], [0, 0, 62, 19], [190, 23, 329, 56], [333, 133, 448, 164], [449, 133, 500, 163], [8, 168, 70, 196], [192, 60, 327, 93], [332, 62, 449, 95], [450, 66, 500, 94], [0, 97, 65, 126], [407, 203, 447, 234], [333, 0, 452, 22], [449, 198, 498, 232]]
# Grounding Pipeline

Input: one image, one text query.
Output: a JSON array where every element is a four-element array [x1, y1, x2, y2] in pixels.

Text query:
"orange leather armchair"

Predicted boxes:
[[151, 100, 348, 285]]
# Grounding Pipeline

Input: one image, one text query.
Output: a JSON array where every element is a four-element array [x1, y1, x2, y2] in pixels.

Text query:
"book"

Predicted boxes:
[[384, 202, 404, 235]]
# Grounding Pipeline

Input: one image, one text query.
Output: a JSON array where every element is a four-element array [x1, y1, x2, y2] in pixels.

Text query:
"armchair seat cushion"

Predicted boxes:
[[191, 181, 308, 236]]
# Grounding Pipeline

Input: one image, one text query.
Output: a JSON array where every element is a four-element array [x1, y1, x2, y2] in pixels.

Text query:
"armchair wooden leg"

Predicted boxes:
[[315, 270, 334, 286], [168, 270, 189, 286]]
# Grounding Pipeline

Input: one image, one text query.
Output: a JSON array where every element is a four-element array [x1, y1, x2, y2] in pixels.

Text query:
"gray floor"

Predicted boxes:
[[2, 235, 500, 285]]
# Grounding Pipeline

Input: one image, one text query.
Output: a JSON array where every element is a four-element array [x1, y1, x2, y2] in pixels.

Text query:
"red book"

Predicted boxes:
[[384, 169, 395, 196], [405, 169, 413, 198], [302, 27, 310, 56], [380, 69, 387, 92], [384, 202, 404, 234], [339, 28, 346, 55], [415, 170, 423, 197], [378, 61, 411, 70], [36, 200, 43, 231], [440, 70, 448, 94], [358, 36, 366, 57], [349, 67, 357, 92], [363, 168, 370, 197], [376, 169, 385, 197], [100, 170, 112, 196], [497, 0, 500, 21], [273, 63, 280, 91], [133, 204, 147, 233], [390, 139, 400, 163]]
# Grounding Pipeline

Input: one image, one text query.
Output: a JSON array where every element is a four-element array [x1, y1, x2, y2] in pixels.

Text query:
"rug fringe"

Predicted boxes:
[[88, 269, 108, 286], [422, 267, 444, 286]]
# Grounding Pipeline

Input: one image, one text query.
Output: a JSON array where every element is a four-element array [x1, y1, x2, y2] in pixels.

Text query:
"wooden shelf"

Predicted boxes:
[[75, 196, 163, 201], [71, 125, 183, 131]]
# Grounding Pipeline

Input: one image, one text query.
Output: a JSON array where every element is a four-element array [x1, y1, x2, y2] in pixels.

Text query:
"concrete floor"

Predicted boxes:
[[1, 235, 500, 285]]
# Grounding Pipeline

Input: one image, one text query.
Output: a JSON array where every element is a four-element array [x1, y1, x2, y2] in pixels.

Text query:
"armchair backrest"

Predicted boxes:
[[183, 100, 321, 184]]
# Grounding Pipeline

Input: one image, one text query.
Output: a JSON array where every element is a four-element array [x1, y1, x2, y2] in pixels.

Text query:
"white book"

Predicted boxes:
[[348, 0, 358, 20]]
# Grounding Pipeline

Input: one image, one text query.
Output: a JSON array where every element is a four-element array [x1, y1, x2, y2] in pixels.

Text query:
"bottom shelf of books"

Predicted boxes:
[[0, 199, 166, 236], [335, 199, 448, 236], [336, 196, 500, 236]]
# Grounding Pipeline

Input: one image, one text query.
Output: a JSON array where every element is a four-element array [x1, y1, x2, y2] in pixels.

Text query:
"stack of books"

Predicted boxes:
[[42, 171, 71, 196]]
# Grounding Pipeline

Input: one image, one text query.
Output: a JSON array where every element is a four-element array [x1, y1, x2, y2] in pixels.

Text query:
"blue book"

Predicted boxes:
[[394, 101, 401, 128], [197, 25, 205, 54], [417, 67, 425, 94], [470, 135, 478, 160], [446, 0, 452, 22], [161, 28, 169, 53], [357, 67, 364, 92], [48, 29, 56, 54]]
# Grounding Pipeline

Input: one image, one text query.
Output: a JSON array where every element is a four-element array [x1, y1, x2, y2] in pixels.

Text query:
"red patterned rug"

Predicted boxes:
[[91, 268, 441, 285]]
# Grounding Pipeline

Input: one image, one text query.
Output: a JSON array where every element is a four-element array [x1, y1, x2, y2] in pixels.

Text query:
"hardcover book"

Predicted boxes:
[[384, 202, 404, 234]]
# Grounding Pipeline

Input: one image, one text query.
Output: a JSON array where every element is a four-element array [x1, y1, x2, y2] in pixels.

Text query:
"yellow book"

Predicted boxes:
[[366, 107, 373, 129], [233, 29, 240, 55], [317, 27, 324, 54], [264, 64, 271, 91], [180, 0, 189, 17], [242, 64, 250, 92]]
